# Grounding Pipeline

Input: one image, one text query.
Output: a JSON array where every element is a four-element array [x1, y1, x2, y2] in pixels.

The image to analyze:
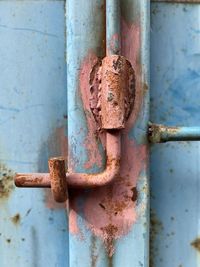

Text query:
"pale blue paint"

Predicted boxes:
[[0, 2, 68, 267], [106, 0, 121, 55], [151, 3, 200, 267]]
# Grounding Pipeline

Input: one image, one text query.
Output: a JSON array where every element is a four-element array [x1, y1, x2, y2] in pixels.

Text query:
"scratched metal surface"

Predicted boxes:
[[0, 1, 68, 267], [67, 0, 149, 266], [150, 3, 200, 267]]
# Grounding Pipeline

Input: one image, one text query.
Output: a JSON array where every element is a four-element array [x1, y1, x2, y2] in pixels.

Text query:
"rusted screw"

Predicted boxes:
[[48, 157, 68, 203]]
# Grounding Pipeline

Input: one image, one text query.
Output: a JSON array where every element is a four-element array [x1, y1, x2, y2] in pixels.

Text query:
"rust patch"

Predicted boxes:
[[11, 213, 21, 225], [89, 55, 135, 130], [191, 237, 200, 252], [131, 187, 138, 202], [48, 157, 68, 203], [149, 123, 179, 143], [101, 224, 118, 257], [0, 163, 15, 200]]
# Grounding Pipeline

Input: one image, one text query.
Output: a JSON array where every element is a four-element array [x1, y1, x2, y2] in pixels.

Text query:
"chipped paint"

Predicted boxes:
[[0, 163, 14, 200], [11, 213, 21, 225], [191, 237, 200, 252]]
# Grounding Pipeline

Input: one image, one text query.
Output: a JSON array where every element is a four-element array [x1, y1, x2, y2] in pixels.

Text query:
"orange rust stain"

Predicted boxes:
[[11, 213, 21, 225], [191, 237, 200, 252], [0, 164, 14, 201], [79, 52, 105, 170]]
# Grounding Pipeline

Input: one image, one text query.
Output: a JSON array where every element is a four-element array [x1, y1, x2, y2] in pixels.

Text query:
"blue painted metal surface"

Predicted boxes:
[[106, 0, 121, 55], [0, 2, 68, 266], [67, 1, 106, 266], [151, 2, 200, 266]]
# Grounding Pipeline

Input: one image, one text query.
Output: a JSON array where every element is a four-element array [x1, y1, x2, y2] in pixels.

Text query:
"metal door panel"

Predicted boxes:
[[151, 3, 200, 267], [0, 2, 68, 266]]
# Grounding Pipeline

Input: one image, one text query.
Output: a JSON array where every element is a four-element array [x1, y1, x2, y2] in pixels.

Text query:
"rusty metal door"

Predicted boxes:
[[2, 1, 200, 267], [0, 1, 149, 266]]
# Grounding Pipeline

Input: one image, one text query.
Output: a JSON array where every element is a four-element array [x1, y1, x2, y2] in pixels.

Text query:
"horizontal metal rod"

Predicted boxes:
[[15, 131, 121, 188], [149, 124, 200, 143], [151, 0, 200, 3]]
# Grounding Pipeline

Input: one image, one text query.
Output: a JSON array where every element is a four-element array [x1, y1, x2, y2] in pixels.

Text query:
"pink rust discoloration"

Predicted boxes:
[[69, 202, 80, 235], [79, 52, 104, 170], [121, 20, 142, 128], [69, 20, 147, 256], [83, 139, 147, 256]]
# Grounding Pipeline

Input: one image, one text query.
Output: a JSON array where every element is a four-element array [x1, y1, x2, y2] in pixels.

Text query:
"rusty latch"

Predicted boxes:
[[15, 55, 135, 202]]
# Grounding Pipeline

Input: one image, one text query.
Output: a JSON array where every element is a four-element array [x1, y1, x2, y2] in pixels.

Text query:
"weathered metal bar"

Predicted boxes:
[[15, 131, 121, 188], [106, 0, 121, 55], [149, 123, 200, 143], [151, 0, 200, 3]]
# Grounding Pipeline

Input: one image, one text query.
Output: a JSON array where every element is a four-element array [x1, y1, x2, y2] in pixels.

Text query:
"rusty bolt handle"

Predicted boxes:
[[48, 157, 68, 202], [14, 55, 135, 203], [15, 131, 121, 202]]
